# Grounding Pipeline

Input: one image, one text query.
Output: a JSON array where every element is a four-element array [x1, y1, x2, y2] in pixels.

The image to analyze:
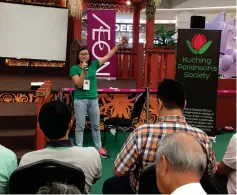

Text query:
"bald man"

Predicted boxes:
[[156, 132, 207, 195]]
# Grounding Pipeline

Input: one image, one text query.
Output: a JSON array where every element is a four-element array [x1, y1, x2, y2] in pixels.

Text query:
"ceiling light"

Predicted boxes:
[[126, 0, 131, 5]]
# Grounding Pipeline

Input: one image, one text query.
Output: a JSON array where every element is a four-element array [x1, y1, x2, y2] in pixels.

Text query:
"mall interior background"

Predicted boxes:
[[81, 0, 236, 46]]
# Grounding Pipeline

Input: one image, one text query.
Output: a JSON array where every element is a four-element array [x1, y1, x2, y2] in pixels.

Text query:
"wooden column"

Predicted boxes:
[[132, 4, 142, 88], [132, 4, 141, 52], [145, 16, 155, 48], [145, 15, 155, 88], [36, 81, 52, 150], [73, 18, 82, 40]]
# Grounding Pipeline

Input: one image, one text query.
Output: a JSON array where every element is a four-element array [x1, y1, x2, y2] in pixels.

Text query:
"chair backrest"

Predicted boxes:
[[200, 171, 222, 194], [9, 159, 86, 194], [138, 163, 160, 194], [139, 163, 219, 194], [69, 90, 74, 109], [131, 92, 146, 120]]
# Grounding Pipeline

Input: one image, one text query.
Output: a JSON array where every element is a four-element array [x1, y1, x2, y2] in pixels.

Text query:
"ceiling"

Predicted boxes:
[[84, 0, 236, 9], [159, 0, 236, 9]]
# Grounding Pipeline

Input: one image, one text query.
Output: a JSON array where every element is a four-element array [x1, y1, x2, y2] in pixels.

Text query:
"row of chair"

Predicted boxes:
[[9, 158, 158, 194], [68, 91, 146, 146], [9, 160, 87, 194], [9, 158, 222, 194]]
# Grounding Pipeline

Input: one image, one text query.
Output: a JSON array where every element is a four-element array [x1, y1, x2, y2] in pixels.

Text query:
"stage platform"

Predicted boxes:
[[0, 76, 236, 131], [0, 75, 236, 159], [0, 75, 136, 92]]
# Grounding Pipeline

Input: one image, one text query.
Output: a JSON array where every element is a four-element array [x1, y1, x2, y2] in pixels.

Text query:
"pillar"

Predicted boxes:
[[73, 18, 82, 40], [132, 4, 141, 52], [145, 16, 155, 48], [132, 4, 142, 88], [144, 14, 155, 87]]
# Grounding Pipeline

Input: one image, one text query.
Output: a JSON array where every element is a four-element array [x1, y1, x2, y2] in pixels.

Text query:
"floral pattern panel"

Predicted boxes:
[[0, 91, 159, 127], [65, 92, 159, 127]]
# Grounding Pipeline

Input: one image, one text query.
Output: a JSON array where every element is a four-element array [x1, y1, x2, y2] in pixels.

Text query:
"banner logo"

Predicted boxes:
[[186, 34, 212, 55], [87, 10, 116, 78]]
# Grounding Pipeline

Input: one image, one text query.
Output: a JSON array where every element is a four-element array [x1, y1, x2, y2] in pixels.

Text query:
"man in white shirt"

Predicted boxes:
[[19, 101, 102, 193], [215, 133, 236, 194], [156, 132, 207, 195]]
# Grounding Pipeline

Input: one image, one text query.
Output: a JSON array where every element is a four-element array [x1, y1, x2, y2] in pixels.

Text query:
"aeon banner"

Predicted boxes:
[[87, 10, 116, 78]]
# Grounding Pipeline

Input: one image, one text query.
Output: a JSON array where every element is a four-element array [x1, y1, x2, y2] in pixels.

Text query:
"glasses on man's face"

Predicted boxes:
[[79, 53, 89, 56]]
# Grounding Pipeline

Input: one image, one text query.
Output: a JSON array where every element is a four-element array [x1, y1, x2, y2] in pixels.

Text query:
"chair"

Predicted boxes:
[[9, 159, 86, 194], [138, 164, 222, 194], [200, 171, 223, 194], [138, 163, 160, 194], [103, 92, 146, 144]]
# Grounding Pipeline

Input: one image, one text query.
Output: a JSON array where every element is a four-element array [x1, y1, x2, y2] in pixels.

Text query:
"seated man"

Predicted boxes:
[[0, 145, 17, 193], [19, 100, 101, 192], [103, 79, 217, 194], [156, 132, 207, 195]]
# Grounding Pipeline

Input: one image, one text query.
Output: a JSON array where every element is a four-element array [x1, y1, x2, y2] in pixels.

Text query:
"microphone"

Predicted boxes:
[[82, 61, 88, 71]]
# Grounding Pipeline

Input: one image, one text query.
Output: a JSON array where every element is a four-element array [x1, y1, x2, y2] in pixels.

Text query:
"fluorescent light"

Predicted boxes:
[[141, 6, 236, 12], [115, 19, 176, 24]]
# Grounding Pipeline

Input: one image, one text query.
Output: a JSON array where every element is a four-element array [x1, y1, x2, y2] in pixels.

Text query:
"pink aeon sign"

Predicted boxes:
[[87, 10, 116, 78]]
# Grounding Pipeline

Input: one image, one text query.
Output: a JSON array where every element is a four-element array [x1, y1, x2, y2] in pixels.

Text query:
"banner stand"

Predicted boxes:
[[145, 87, 150, 124], [175, 29, 221, 137], [145, 52, 151, 124]]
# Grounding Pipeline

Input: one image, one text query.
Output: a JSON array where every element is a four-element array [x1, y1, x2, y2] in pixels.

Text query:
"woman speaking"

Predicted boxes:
[[69, 39, 124, 158]]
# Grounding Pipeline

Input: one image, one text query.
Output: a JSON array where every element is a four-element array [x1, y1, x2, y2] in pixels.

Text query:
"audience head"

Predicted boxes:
[[38, 100, 73, 140], [157, 79, 186, 116], [37, 182, 81, 194], [156, 132, 207, 194]]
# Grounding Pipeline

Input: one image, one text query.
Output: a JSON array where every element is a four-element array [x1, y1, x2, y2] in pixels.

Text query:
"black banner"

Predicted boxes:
[[175, 29, 221, 136]]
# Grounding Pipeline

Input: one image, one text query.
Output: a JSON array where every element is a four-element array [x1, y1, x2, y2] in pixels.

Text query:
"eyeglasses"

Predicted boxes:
[[79, 53, 89, 56]]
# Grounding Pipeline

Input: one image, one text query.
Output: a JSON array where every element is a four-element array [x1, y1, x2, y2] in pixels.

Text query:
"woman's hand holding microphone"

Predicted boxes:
[[81, 61, 88, 72]]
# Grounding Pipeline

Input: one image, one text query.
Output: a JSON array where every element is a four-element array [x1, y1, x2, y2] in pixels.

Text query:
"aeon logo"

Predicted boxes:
[[92, 13, 111, 76]]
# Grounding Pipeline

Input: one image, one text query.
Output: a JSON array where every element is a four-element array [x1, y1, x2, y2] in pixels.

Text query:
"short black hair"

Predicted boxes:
[[157, 79, 186, 110], [77, 46, 92, 65], [38, 100, 72, 140]]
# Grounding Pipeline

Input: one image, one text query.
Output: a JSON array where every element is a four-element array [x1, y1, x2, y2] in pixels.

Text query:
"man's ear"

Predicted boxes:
[[68, 117, 74, 131], [160, 155, 169, 177], [157, 99, 163, 111]]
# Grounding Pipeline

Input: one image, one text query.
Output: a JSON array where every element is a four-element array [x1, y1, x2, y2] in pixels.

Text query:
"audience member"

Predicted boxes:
[[156, 132, 207, 195], [37, 182, 81, 194], [103, 79, 217, 194], [19, 100, 101, 192], [209, 133, 236, 194], [0, 145, 17, 193]]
